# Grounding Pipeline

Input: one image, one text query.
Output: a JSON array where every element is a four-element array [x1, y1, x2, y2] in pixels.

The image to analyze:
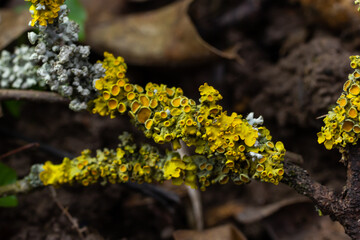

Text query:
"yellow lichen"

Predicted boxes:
[[318, 56, 360, 150], [26, 0, 64, 26], [88, 52, 285, 188]]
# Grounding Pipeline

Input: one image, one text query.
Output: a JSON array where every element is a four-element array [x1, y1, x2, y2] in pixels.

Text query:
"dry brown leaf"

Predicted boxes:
[[173, 224, 247, 240], [234, 196, 310, 224], [87, 0, 219, 66], [79, 0, 125, 25], [0, 8, 31, 50], [205, 201, 244, 227], [296, 0, 360, 29]]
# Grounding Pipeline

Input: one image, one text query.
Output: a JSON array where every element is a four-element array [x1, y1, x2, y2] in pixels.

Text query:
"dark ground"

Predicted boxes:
[[0, 0, 358, 239]]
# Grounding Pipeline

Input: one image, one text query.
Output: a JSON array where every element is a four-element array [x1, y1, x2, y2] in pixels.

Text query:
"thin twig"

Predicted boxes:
[[0, 89, 68, 103], [197, 37, 244, 65], [316, 114, 327, 119], [0, 142, 39, 160], [49, 187, 88, 239], [177, 141, 204, 230]]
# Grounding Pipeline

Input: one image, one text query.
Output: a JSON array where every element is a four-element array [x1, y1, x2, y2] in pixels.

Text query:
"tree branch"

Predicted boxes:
[[282, 149, 360, 239], [0, 179, 35, 198], [282, 161, 341, 216], [0, 89, 68, 103]]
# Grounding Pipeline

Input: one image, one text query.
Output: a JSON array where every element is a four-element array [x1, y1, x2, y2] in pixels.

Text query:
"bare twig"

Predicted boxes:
[[0, 142, 39, 160], [316, 114, 327, 119], [49, 187, 88, 239], [196, 37, 244, 65], [282, 161, 339, 214], [0, 89, 68, 103]]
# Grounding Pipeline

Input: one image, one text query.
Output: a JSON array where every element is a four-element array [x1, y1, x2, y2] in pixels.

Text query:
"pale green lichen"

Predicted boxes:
[[0, 45, 43, 89]]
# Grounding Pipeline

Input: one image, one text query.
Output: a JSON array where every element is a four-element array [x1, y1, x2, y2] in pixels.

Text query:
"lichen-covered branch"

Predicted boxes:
[[89, 52, 286, 188], [1, 3, 104, 110], [0, 0, 286, 191], [317, 56, 360, 150], [0, 164, 43, 198], [0, 179, 35, 198]]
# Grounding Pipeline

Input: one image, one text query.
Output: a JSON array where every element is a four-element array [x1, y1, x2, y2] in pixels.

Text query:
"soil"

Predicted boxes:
[[0, 0, 357, 239]]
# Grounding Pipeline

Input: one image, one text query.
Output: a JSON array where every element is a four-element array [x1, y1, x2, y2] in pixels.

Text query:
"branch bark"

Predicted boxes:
[[0, 179, 34, 198], [282, 146, 360, 239], [0, 89, 68, 103]]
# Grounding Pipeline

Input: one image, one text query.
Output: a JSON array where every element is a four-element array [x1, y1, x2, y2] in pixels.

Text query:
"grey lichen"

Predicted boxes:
[[0, 45, 43, 89], [28, 5, 105, 111], [24, 164, 44, 188], [0, 4, 105, 111]]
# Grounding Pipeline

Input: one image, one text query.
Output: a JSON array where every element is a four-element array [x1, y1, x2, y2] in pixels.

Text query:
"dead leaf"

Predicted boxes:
[[173, 224, 247, 240], [205, 201, 244, 227], [79, 0, 125, 25], [0, 8, 31, 50], [296, 0, 360, 29], [87, 0, 219, 66], [234, 196, 310, 224]]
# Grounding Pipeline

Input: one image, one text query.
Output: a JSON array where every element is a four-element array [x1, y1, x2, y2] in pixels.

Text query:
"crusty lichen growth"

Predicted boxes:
[[39, 132, 283, 190], [356, 0, 360, 11], [26, 0, 65, 26], [27, 5, 105, 111], [318, 56, 360, 150], [0, 45, 44, 89], [40, 132, 198, 188], [19, 0, 285, 189], [89, 53, 286, 187]]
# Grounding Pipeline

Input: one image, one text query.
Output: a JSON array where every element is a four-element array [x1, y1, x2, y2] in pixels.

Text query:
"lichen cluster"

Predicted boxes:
[[90, 52, 285, 187], [39, 131, 284, 190], [26, 0, 65, 26], [318, 56, 360, 150], [0, 45, 43, 89], [17, 0, 286, 189], [28, 5, 105, 111], [39, 132, 198, 188], [356, 0, 360, 11]]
